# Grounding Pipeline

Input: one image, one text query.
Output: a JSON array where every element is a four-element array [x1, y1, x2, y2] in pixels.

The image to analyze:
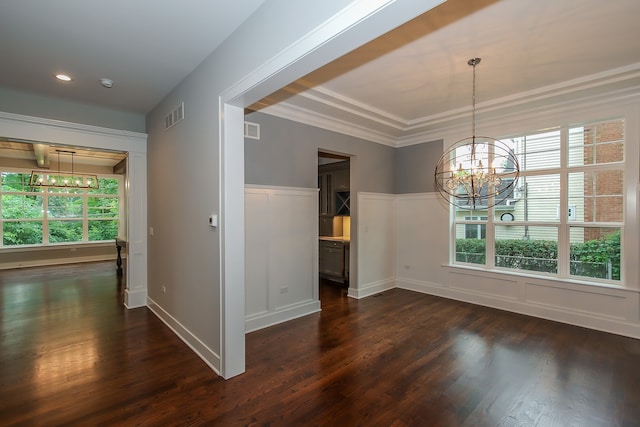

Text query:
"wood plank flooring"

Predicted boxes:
[[1, 262, 639, 426]]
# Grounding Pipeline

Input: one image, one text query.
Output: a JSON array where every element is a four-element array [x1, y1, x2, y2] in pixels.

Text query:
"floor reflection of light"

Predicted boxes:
[[453, 331, 489, 372], [34, 335, 99, 397]]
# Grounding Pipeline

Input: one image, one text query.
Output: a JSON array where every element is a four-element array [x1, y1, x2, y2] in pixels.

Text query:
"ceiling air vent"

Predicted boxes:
[[164, 102, 185, 130], [244, 121, 260, 140]]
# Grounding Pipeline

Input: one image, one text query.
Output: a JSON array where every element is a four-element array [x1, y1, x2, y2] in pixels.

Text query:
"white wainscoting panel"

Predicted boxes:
[[245, 186, 320, 332], [245, 191, 270, 318], [523, 279, 638, 325], [352, 193, 396, 298], [449, 270, 520, 301], [395, 193, 449, 288]]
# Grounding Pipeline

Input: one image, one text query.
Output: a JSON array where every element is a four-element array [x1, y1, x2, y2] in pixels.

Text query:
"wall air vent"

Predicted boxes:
[[244, 121, 260, 140], [164, 102, 185, 130]]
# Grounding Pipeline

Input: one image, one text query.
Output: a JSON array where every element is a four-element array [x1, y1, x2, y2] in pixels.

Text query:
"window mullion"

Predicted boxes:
[[557, 126, 569, 277], [486, 206, 495, 268], [43, 190, 49, 244], [83, 191, 88, 242]]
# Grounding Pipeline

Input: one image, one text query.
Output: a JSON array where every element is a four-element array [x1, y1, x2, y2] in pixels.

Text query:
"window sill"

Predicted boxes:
[[443, 262, 633, 292], [0, 241, 114, 254]]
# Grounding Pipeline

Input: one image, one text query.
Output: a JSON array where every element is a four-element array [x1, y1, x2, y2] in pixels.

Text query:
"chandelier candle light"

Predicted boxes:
[[434, 58, 519, 209], [30, 149, 99, 189]]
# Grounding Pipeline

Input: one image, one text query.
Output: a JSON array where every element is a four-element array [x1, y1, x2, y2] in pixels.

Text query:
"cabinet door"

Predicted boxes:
[[318, 173, 333, 215], [332, 166, 349, 191], [319, 216, 333, 236], [319, 241, 344, 278], [344, 244, 349, 281]]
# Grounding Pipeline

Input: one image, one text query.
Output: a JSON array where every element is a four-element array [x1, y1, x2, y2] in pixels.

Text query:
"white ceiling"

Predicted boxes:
[[0, 0, 639, 151], [0, 0, 266, 114]]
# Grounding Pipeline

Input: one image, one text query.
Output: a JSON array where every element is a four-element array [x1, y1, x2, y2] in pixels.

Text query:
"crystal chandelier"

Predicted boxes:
[[30, 149, 99, 189], [434, 58, 519, 209]]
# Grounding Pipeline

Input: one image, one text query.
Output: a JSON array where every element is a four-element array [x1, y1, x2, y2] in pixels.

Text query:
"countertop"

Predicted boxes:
[[319, 236, 350, 243]]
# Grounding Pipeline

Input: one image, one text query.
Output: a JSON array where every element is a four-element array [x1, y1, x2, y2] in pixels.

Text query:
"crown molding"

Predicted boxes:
[[256, 62, 640, 148], [0, 111, 147, 141], [395, 84, 640, 148], [253, 101, 397, 146], [291, 80, 408, 130]]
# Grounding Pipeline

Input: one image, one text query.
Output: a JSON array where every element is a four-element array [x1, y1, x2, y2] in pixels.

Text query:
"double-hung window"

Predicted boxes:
[[453, 117, 624, 283]]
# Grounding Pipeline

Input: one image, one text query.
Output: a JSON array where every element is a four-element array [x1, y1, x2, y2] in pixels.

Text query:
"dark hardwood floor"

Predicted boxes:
[[1, 262, 639, 426]]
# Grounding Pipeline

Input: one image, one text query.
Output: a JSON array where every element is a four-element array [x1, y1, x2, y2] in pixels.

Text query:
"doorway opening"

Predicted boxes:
[[318, 151, 350, 294], [0, 138, 129, 273]]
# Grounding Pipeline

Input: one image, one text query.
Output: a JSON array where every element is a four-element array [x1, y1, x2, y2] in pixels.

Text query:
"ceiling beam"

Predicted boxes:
[[113, 158, 126, 174], [32, 144, 50, 168]]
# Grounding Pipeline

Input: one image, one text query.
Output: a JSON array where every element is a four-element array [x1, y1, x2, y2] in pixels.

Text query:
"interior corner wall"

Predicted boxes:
[[395, 140, 443, 194], [352, 192, 397, 298]]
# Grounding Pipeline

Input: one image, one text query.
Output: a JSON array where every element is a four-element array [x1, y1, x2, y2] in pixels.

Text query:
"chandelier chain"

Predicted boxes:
[[472, 59, 476, 138]]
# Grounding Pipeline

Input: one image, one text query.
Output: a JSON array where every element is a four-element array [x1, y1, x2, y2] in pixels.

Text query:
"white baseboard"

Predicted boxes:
[[396, 277, 640, 339], [124, 287, 147, 309], [348, 278, 395, 299], [246, 299, 321, 333], [147, 297, 221, 375], [0, 255, 115, 270]]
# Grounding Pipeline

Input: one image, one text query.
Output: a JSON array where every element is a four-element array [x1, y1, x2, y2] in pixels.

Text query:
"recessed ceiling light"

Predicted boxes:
[[55, 74, 72, 82], [100, 78, 114, 88]]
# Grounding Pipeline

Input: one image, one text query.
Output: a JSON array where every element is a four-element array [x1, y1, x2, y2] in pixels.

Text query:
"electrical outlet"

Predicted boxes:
[[280, 286, 288, 294], [162, 285, 166, 294]]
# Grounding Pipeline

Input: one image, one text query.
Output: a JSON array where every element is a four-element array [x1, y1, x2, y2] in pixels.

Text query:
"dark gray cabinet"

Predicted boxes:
[[319, 216, 334, 237], [331, 165, 349, 191], [318, 171, 333, 215], [318, 161, 349, 216], [319, 240, 349, 282]]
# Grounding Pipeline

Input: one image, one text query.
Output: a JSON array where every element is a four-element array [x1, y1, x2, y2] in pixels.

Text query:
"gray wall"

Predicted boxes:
[[245, 111, 395, 194], [395, 140, 443, 194], [0, 86, 145, 132]]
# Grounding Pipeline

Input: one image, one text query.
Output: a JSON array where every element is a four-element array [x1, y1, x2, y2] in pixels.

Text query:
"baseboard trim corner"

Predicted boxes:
[[147, 297, 221, 375]]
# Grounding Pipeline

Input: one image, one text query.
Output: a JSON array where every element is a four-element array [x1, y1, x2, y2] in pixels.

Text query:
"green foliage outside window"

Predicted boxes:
[[1, 173, 120, 246], [49, 220, 82, 243], [3, 222, 43, 245], [455, 238, 486, 264], [570, 230, 620, 280], [89, 178, 119, 195], [2, 194, 43, 219], [456, 230, 621, 280], [495, 239, 558, 273], [89, 220, 119, 241]]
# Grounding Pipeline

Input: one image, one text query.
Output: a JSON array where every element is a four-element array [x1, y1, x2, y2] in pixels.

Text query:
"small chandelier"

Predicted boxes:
[[30, 149, 99, 190], [434, 58, 519, 209]]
